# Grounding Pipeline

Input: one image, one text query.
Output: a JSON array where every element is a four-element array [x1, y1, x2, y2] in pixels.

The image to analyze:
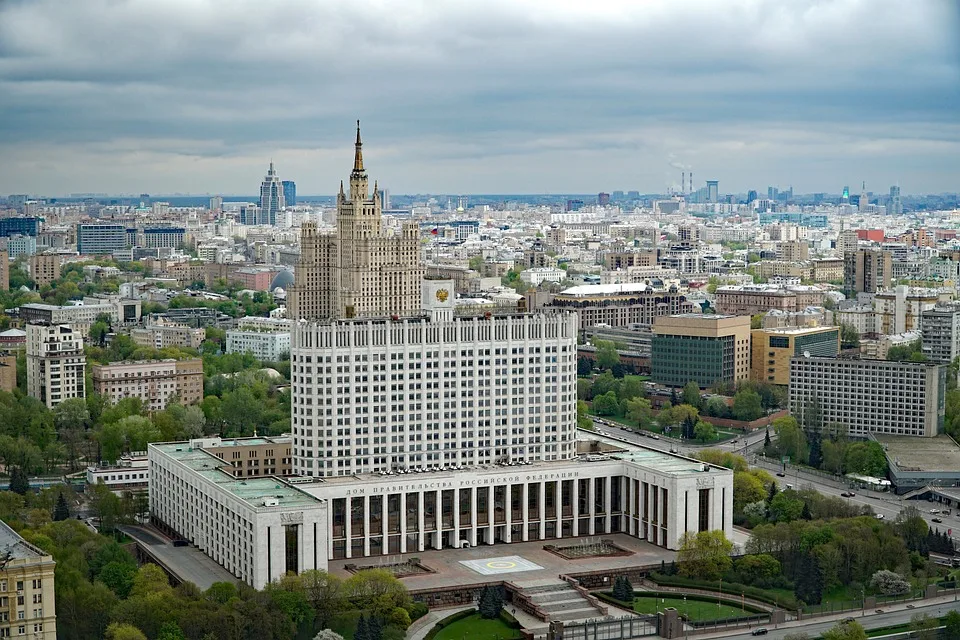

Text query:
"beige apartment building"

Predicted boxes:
[[750, 326, 840, 385], [92, 359, 204, 411], [715, 284, 825, 316], [130, 319, 206, 350], [776, 241, 808, 262], [811, 259, 844, 283], [28, 254, 61, 287], [651, 314, 752, 388], [0, 520, 57, 640]]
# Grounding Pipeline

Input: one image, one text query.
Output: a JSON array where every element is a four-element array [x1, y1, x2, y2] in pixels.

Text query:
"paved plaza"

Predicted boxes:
[[328, 533, 677, 589]]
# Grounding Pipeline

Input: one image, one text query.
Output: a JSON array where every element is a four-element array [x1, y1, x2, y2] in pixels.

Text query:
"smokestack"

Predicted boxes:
[[689, 172, 693, 195], [681, 172, 685, 195]]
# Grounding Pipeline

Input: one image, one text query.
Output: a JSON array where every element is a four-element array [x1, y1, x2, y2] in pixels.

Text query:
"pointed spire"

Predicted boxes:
[[339, 180, 345, 196], [353, 119, 364, 173]]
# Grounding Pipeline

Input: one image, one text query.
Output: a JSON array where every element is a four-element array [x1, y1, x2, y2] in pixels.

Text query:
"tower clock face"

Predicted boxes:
[[436, 288, 449, 302]]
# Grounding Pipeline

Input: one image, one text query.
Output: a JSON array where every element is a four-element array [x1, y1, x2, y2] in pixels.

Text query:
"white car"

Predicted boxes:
[[875, 514, 884, 520]]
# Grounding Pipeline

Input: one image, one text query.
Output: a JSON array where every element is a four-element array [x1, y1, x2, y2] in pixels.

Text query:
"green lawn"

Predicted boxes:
[[433, 613, 523, 640], [631, 596, 749, 621]]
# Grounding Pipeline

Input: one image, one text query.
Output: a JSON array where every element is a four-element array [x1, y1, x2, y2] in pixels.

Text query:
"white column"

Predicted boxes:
[[381, 495, 389, 555], [505, 485, 513, 543], [434, 490, 442, 550], [345, 500, 353, 559], [538, 482, 546, 540], [470, 487, 478, 547], [627, 479, 635, 536], [487, 487, 495, 545], [521, 483, 530, 541], [453, 489, 461, 547], [399, 494, 408, 554], [417, 492, 425, 552], [362, 495, 371, 556], [588, 477, 596, 535], [603, 477, 612, 533], [328, 507, 336, 561], [572, 479, 580, 537]]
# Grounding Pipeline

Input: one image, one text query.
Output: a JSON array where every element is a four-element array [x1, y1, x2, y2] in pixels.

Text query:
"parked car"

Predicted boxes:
[[930, 509, 940, 514], [875, 514, 885, 520], [933, 517, 943, 523], [777, 472, 786, 478], [752, 629, 769, 636], [841, 491, 854, 497]]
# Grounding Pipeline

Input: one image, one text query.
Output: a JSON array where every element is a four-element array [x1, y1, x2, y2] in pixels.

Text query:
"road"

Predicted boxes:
[[697, 597, 960, 640], [120, 525, 238, 591]]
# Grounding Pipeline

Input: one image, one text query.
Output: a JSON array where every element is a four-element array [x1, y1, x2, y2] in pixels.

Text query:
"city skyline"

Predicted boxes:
[[1, 0, 958, 196]]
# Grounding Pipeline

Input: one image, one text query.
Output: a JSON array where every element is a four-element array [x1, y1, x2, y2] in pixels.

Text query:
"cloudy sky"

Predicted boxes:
[[1, 0, 958, 196]]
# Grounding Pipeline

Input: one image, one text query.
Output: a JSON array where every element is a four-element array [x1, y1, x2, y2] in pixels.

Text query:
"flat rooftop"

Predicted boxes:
[[0, 520, 48, 561], [875, 434, 960, 473], [152, 442, 319, 509]]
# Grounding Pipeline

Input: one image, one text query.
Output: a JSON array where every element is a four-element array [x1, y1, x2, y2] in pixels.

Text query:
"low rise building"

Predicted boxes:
[[548, 283, 695, 331], [519, 267, 565, 287], [26, 323, 85, 408], [149, 435, 733, 590], [0, 520, 57, 640], [715, 284, 825, 316], [130, 320, 206, 350], [652, 314, 751, 388], [0, 354, 15, 392], [750, 326, 840, 385], [92, 359, 204, 411], [226, 319, 291, 362], [19, 299, 140, 332], [86, 453, 149, 490], [788, 356, 945, 438]]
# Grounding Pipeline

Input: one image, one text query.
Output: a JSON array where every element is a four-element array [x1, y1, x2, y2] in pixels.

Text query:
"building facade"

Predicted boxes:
[[130, 321, 206, 350], [92, 359, 204, 411], [282, 180, 296, 207], [143, 227, 185, 249], [844, 249, 892, 294], [547, 283, 695, 331], [28, 254, 61, 287], [0, 354, 15, 393], [287, 124, 423, 321], [259, 162, 286, 225], [5, 235, 36, 258], [750, 326, 840, 385], [788, 357, 945, 438], [77, 223, 128, 254], [291, 296, 581, 477], [651, 314, 751, 388], [149, 436, 733, 590], [0, 521, 57, 640], [922, 304, 960, 364], [714, 284, 825, 316], [26, 323, 86, 409], [0, 250, 7, 292], [226, 325, 291, 362]]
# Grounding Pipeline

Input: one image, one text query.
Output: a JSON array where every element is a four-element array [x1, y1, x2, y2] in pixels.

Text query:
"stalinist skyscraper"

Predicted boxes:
[[287, 123, 423, 321]]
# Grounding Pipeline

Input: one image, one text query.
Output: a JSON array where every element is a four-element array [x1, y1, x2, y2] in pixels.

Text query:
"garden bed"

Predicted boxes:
[[426, 610, 523, 640]]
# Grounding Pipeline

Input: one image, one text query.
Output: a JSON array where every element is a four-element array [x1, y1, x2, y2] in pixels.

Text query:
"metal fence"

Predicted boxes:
[[556, 615, 658, 640]]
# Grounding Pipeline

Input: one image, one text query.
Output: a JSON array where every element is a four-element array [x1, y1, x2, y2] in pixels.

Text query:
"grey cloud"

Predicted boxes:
[[0, 0, 958, 194]]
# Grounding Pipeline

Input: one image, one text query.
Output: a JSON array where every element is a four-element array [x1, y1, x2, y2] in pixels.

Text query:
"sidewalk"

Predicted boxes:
[[406, 605, 473, 640]]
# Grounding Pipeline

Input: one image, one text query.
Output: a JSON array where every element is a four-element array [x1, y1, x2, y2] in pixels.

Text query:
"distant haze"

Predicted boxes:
[[1, 0, 958, 196]]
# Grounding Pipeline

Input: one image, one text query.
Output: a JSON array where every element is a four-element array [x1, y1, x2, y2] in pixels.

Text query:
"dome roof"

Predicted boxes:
[[270, 270, 294, 291]]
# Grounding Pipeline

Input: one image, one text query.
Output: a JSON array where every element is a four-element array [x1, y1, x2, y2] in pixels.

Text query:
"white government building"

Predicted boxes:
[[147, 126, 734, 590]]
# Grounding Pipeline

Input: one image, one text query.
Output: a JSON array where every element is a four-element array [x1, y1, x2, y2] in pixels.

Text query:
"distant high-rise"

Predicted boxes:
[[859, 182, 869, 212], [747, 190, 758, 203], [767, 186, 779, 201], [842, 185, 850, 201], [597, 192, 610, 206], [888, 185, 903, 215], [282, 180, 296, 207], [259, 161, 285, 225], [287, 122, 423, 321], [209, 195, 223, 214], [706, 180, 719, 203]]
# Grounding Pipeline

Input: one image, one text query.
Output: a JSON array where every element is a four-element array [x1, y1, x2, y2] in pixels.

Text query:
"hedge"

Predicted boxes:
[[647, 572, 799, 611], [595, 590, 767, 615], [423, 609, 521, 640], [423, 610, 477, 640]]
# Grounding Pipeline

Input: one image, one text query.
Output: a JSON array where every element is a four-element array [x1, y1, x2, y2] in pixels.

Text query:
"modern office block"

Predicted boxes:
[[652, 314, 751, 388]]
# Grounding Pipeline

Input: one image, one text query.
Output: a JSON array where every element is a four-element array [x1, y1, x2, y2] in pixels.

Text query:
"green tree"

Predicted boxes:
[[823, 620, 866, 640], [732, 389, 763, 421], [105, 623, 149, 640], [97, 561, 138, 598], [591, 371, 620, 398], [773, 415, 808, 464], [591, 391, 620, 417], [794, 552, 824, 606], [676, 530, 733, 581], [843, 441, 887, 476], [751, 314, 764, 329], [943, 609, 960, 640], [594, 340, 621, 371], [618, 376, 645, 402], [576, 401, 594, 430], [624, 397, 653, 430], [53, 491, 70, 521], [681, 381, 702, 409], [733, 471, 766, 513], [8, 466, 29, 495], [768, 491, 805, 522], [910, 614, 939, 640], [300, 570, 347, 628], [840, 324, 860, 348], [693, 420, 716, 443], [735, 554, 781, 584]]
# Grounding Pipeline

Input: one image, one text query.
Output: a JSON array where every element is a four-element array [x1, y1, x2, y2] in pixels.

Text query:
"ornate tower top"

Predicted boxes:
[[352, 120, 364, 174]]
